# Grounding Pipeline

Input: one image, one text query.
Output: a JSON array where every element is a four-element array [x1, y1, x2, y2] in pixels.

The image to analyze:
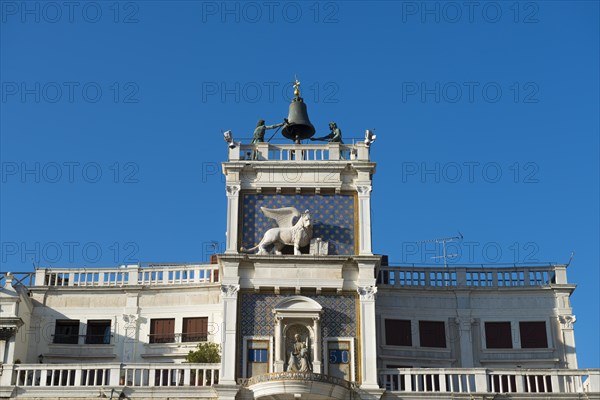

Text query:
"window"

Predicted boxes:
[[150, 318, 175, 343], [54, 320, 79, 344], [520, 321, 548, 348], [485, 322, 513, 349], [182, 317, 208, 342], [419, 321, 446, 348], [248, 349, 268, 363], [246, 340, 270, 377], [86, 320, 112, 344], [385, 319, 412, 346]]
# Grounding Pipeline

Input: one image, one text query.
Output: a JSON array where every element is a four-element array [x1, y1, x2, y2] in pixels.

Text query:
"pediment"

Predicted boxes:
[[273, 296, 322, 313]]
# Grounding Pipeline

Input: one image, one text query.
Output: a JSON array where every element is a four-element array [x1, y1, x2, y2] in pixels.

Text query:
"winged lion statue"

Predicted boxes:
[[241, 207, 313, 255]]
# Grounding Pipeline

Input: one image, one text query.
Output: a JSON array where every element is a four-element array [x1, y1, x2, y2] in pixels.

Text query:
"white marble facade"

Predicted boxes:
[[0, 142, 595, 400]]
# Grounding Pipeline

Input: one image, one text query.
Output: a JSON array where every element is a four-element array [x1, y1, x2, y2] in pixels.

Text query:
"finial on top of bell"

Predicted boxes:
[[282, 78, 315, 142]]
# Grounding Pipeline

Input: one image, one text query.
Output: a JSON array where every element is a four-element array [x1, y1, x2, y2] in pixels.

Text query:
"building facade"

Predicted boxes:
[[0, 139, 598, 399]]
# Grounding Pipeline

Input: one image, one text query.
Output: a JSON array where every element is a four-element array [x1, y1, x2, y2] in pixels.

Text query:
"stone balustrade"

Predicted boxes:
[[3, 365, 596, 395], [377, 264, 569, 288], [378, 367, 599, 394], [1, 362, 220, 388], [3, 264, 569, 290], [0, 264, 220, 288], [229, 142, 370, 162]]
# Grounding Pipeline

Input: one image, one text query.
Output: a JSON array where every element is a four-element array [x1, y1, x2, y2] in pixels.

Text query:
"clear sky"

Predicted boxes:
[[1, 1, 598, 368]]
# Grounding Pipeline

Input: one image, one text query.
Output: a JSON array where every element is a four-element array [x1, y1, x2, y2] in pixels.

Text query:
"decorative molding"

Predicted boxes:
[[0, 327, 18, 341], [452, 317, 473, 331], [559, 315, 576, 329], [226, 185, 241, 196], [243, 371, 353, 389], [356, 185, 372, 195], [221, 284, 240, 298], [357, 286, 377, 301]]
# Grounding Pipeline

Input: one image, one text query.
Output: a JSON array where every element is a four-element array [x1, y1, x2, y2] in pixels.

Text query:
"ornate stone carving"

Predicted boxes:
[[286, 332, 312, 372], [0, 327, 18, 341], [240, 207, 313, 255], [357, 286, 377, 301], [559, 315, 576, 329], [244, 372, 352, 389], [226, 185, 240, 196], [452, 317, 474, 331], [221, 284, 240, 298], [356, 185, 372, 195]]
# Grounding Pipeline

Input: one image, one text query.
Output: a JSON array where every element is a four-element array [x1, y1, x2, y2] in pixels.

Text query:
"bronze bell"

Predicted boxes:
[[282, 83, 315, 143]]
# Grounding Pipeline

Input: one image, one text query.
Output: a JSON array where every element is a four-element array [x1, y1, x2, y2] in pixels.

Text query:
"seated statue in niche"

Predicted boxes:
[[286, 334, 312, 372]]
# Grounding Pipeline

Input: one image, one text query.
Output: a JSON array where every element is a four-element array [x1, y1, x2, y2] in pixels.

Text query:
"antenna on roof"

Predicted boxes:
[[417, 232, 464, 268], [566, 251, 575, 267]]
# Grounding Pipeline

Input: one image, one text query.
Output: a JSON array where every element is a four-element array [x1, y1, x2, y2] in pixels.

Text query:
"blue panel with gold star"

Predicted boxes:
[[241, 194, 356, 255]]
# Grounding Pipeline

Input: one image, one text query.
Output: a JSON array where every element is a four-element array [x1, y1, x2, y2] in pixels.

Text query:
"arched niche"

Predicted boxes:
[[272, 296, 323, 373]]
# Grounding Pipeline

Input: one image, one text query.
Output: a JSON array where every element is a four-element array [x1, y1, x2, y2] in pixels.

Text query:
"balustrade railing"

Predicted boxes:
[[3, 365, 597, 394], [0, 264, 220, 288], [378, 368, 599, 394], [3, 363, 220, 388], [231, 142, 369, 162], [377, 264, 565, 288]]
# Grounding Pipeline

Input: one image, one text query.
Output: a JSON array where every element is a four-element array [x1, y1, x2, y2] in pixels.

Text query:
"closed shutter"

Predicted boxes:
[[150, 319, 175, 343], [183, 317, 208, 342]]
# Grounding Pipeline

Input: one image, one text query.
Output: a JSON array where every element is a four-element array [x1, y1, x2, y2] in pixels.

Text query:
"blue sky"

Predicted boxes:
[[1, 1, 598, 368]]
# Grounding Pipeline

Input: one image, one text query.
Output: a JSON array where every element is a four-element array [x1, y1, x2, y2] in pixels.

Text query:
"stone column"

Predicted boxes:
[[274, 316, 284, 372], [0, 340, 6, 364], [454, 317, 475, 368], [0, 333, 17, 364], [356, 186, 373, 255], [225, 185, 241, 254], [357, 286, 379, 389], [5, 336, 16, 365], [312, 316, 322, 373], [558, 315, 578, 368], [220, 284, 240, 384]]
